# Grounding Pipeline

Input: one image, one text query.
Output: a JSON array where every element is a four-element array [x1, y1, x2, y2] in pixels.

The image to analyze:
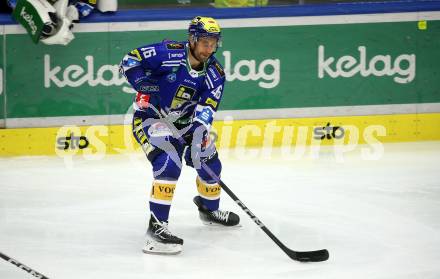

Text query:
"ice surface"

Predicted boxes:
[[1, 142, 440, 279]]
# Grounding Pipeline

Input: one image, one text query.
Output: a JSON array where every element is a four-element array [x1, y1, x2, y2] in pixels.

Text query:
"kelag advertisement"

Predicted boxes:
[[1, 18, 440, 121]]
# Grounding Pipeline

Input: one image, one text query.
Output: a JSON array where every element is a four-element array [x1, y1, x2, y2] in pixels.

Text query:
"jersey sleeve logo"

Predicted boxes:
[[195, 106, 214, 126], [205, 98, 218, 109], [213, 62, 225, 78], [166, 43, 185, 50], [130, 49, 142, 60]]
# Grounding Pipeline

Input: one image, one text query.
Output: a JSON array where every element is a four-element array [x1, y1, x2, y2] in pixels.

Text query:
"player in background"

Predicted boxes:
[[7, 0, 117, 45], [120, 16, 240, 255]]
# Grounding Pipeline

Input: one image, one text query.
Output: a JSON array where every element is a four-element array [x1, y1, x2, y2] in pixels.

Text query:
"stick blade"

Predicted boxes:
[[286, 248, 329, 262]]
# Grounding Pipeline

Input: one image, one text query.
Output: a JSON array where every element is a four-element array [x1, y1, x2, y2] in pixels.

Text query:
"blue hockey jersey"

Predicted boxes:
[[120, 40, 226, 129]]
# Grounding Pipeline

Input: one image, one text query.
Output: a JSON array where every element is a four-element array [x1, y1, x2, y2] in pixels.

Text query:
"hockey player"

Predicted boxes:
[[120, 16, 240, 255], [8, 0, 117, 45]]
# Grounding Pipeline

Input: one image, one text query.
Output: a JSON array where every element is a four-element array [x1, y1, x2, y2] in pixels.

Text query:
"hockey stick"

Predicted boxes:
[[150, 107, 329, 262], [199, 162, 329, 262], [0, 251, 50, 278]]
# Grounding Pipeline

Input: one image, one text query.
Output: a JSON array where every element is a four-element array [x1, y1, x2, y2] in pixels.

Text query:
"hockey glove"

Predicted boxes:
[[182, 121, 210, 148]]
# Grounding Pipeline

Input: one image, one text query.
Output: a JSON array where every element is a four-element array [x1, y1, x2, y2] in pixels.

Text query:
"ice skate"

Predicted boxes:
[[193, 196, 240, 227], [142, 214, 183, 255]]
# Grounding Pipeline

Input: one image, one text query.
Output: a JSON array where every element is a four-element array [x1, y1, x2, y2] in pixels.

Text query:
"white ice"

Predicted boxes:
[[1, 141, 440, 279]]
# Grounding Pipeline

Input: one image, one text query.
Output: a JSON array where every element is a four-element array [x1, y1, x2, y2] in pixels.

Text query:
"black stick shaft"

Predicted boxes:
[[201, 163, 290, 254], [0, 251, 50, 279], [157, 113, 290, 252], [203, 163, 329, 262], [155, 107, 328, 262]]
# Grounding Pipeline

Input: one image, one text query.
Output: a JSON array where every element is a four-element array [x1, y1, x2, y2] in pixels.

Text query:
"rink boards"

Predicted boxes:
[[1, 112, 439, 156], [1, 11, 440, 123], [1, 5, 440, 156]]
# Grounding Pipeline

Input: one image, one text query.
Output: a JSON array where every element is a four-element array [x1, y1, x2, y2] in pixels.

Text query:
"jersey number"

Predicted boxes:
[[140, 47, 156, 59]]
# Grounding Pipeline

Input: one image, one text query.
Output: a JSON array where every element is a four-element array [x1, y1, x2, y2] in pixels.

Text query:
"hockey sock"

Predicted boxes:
[[196, 176, 220, 211], [149, 179, 177, 222]]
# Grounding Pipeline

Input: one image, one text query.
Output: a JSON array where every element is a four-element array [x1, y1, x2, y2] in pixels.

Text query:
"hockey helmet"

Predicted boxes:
[[188, 16, 222, 46]]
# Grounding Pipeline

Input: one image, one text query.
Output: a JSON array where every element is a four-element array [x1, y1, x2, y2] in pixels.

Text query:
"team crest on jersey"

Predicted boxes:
[[213, 62, 225, 78], [167, 73, 177, 83], [166, 43, 185, 50], [171, 85, 196, 109]]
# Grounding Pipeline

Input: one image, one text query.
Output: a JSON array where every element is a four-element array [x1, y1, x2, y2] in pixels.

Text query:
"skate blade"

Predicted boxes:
[[201, 220, 242, 229], [142, 239, 183, 255]]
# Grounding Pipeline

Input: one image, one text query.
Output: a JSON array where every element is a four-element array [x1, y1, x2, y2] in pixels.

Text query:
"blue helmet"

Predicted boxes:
[[188, 16, 222, 46]]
